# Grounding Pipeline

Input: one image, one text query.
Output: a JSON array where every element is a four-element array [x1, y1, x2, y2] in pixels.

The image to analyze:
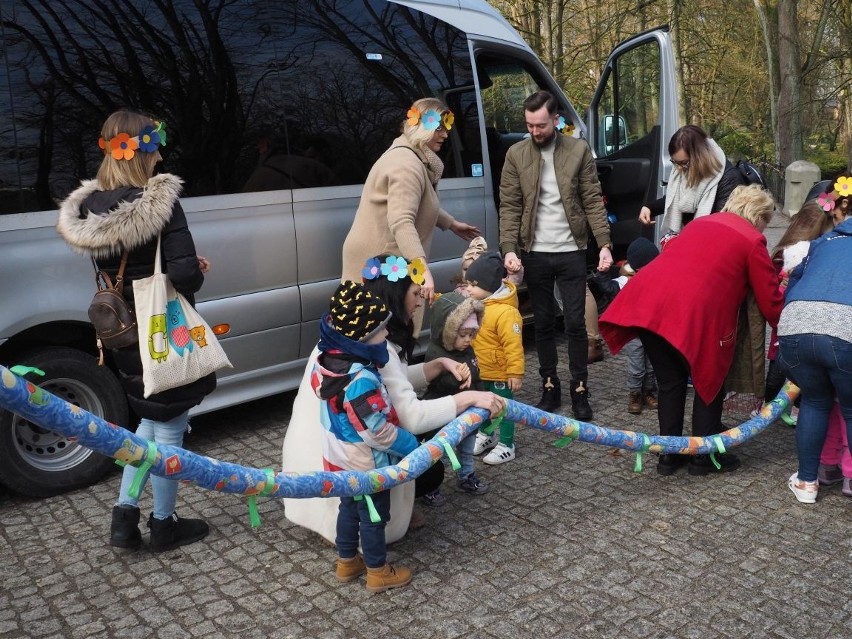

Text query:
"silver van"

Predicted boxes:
[[0, 0, 679, 495]]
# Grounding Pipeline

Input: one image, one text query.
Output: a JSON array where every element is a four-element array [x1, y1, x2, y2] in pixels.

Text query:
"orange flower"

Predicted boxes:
[[406, 107, 421, 126], [110, 133, 138, 161]]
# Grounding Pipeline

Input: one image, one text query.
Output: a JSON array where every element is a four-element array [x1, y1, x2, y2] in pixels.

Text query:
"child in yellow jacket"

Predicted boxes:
[[463, 252, 525, 464]]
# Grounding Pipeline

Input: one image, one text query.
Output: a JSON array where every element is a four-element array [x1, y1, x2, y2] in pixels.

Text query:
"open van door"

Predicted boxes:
[[587, 27, 680, 253]]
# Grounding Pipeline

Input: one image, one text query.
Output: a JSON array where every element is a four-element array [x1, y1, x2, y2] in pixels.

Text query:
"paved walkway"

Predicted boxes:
[[4, 212, 851, 639]]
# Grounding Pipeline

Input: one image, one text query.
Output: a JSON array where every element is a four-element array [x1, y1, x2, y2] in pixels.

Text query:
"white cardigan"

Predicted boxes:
[[281, 344, 457, 544]]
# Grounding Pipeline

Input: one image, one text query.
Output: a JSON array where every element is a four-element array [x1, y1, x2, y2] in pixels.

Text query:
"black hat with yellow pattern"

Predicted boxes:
[[329, 280, 392, 342]]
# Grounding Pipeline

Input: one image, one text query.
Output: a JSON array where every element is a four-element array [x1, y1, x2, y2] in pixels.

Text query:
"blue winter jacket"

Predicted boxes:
[[785, 217, 852, 306]]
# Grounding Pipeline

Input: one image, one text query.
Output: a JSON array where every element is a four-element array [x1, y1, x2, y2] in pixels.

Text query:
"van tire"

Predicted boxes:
[[0, 348, 128, 497]]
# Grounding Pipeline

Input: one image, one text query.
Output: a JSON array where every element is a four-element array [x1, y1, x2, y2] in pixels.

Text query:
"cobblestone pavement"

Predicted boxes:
[[4, 213, 851, 639]]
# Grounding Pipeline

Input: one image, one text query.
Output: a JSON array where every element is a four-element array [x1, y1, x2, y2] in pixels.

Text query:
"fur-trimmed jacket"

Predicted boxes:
[[422, 292, 485, 399], [56, 173, 215, 421]]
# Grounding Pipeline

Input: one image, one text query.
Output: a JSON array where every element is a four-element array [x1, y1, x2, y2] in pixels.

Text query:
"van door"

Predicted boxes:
[[587, 27, 681, 251]]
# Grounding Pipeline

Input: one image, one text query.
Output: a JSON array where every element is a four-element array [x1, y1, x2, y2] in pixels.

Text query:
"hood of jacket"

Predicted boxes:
[[56, 173, 183, 258], [429, 292, 484, 351], [483, 281, 519, 309]]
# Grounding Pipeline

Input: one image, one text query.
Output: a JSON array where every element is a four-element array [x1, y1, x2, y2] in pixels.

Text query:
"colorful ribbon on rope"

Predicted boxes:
[[0, 365, 799, 502]]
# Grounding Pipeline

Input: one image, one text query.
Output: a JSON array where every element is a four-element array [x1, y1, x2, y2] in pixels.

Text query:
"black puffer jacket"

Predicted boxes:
[[57, 173, 215, 421]]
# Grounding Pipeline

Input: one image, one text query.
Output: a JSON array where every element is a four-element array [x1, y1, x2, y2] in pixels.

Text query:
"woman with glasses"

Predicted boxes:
[[341, 97, 480, 304], [638, 125, 743, 235]]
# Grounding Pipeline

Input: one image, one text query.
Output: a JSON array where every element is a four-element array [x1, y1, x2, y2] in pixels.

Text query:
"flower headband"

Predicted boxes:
[[362, 256, 426, 285], [406, 106, 454, 132], [816, 176, 851, 214], [555, 115, 575, 137], [98, 120, 167, 161]]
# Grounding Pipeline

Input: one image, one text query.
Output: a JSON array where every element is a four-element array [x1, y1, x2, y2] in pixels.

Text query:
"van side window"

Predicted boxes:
[[595, 39, 661, 157], [266, 0, 480, 188], [0, 0, 481, 214]]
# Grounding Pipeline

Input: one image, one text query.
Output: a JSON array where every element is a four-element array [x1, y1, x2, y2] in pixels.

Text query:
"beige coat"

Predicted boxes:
[[498, 134, 610, 255], [341, 135, 455, 280]]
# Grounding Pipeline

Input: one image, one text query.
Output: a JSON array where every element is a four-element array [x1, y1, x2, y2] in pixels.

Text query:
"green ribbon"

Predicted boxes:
[[633, 434, 651, 473], [354, 494, 382, 523], [9, 365, 45, 377], [481, 405, 507, 436], [247, 469, 277, 529], [127, 441, 158, 499], [709, 435, 726, 470], [554, 426, 578, 448], [440, 440, 461, 471]]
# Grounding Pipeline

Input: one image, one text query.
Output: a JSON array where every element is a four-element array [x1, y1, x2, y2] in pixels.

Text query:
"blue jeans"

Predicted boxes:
[[458, 432, 476, 479], [117, 411, 189, 520], [336, 490, 391, 568], [522, 250, 588, 381], [778, 334, 852, 482], [623, 337, 656, 392]]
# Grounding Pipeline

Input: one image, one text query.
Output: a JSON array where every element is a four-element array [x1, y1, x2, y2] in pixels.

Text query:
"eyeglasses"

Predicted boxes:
[[671, 158, 690, 169]]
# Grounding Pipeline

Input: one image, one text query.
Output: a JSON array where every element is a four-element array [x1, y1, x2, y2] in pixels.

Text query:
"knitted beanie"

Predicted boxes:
[[626, 237, 659, 271], [328, 280, 391, 342], [465, 251, 504, 293]]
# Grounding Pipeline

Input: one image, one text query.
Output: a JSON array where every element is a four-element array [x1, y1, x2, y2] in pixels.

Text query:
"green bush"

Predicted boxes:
[[804, 147, 848, 179]]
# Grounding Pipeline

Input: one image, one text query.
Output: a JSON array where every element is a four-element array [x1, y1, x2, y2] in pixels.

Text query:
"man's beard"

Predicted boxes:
[[532, 131, 556, 147]]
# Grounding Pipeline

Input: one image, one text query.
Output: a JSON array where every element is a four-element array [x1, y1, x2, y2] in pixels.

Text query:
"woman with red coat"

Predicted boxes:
[[600, 185, 783, 476]]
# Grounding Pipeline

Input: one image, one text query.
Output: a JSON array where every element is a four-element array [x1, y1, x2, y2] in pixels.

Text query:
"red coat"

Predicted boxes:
[[599, 213, 783, 404]]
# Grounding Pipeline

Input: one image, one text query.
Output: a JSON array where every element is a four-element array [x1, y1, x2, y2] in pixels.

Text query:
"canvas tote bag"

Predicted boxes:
[[133, 236, 232, 397]]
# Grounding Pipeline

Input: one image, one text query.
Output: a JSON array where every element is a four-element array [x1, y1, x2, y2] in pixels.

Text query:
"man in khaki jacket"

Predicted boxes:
[[499, 91, 612, 420]]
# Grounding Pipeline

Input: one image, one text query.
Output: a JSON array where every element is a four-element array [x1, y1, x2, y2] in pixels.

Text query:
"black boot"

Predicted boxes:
[[570, 380, 593, 421], [110, 505, 142, 549], [536, 377, 561, 413], [148, 512, 210, 552]]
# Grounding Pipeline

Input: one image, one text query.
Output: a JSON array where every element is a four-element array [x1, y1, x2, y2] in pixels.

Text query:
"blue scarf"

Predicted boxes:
[[317, 314, 389, 367]]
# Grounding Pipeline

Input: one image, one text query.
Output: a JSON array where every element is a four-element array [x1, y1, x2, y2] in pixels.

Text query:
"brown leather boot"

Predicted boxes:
[[643, 391, 659, 410], [366, 563, 412, 592], [628, 391, 643, 415], [588, 337, 604, 364], [335, 555, 366, 583]]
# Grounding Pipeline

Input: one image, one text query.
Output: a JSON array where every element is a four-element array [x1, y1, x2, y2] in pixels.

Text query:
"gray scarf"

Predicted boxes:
[[661, 138, 726, 233]]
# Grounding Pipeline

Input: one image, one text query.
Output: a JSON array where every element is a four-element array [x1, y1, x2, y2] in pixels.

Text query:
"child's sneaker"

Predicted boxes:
[[483, 443, 515, 465], [420, 489, 446, 507], [788, 472, 818, 503], [843, 478, 852, 498], [457, 473, 489, 494], [817, 463, 843, 486], [473, 432, 498, 455]]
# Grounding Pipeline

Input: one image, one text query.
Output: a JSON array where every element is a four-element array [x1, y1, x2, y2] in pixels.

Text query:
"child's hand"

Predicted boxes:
[[506, 377, 522, 392], [443, 359, 471, 389]]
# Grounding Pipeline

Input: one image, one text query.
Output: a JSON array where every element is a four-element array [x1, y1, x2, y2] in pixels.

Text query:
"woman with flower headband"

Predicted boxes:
[[282, 254, 503, 545], [341, 97, 481, 304], [57, 109, 213, 552], [780, 174, 852, 504]]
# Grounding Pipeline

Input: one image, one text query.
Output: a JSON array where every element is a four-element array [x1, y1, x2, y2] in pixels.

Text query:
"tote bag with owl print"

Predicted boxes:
[[133, 236, 232, 398]]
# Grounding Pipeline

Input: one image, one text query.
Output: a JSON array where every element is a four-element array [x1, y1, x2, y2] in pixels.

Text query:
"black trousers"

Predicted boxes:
[[522, 249, 588, 381], [638, 330, 725, 437]]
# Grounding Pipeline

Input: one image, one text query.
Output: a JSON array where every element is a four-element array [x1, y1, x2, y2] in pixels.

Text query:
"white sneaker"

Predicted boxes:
[[788, 472, 818, 504], [483, 443, 515, 465], [473, 432, 497, 456]]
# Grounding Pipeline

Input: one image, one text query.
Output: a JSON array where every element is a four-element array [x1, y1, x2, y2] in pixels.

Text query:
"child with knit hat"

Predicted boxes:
[[462, 252, 525, 465], [313, 280, 419, 592], [422, 292, 490, 496]]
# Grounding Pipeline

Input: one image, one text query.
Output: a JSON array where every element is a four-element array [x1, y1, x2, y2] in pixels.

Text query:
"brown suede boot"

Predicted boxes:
[[588, 337, 604, 364], [628, 391, 643, 415], [365, 563, 412, 593], [643, 391, 659, 410], [335, 555, 366, 583]]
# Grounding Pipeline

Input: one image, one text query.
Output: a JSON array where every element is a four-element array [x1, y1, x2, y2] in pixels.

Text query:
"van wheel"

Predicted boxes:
[[0, 348, 128, 497]]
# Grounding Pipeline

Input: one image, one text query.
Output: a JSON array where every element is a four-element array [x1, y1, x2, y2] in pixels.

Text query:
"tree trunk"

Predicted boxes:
[[776, 0, 803, 166]]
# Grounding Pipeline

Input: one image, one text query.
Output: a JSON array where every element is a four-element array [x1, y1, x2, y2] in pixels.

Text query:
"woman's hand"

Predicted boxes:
[[421, 267, 436, 305], [638, 206, 654, 225], [441, 359, 472, 389], [455, 390, 505, 419], [450, 220, 481, 241], [197, 256, 211, 273]]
